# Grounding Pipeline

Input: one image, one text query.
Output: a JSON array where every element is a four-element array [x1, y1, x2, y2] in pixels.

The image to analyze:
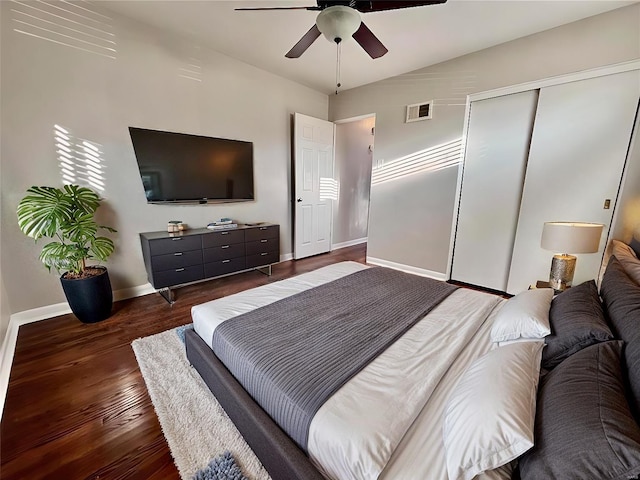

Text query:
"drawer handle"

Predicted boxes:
[[261, 252, 268, 256], [221, 231, 229, 235], [171, 237, 182, 241], [174, 252, 183, 256], [175, 268, 185, 272], [221, 245, 230, 249], [222, 260, 230, 264], [260, 239, 268, 243], [260, 227, 267, 230]]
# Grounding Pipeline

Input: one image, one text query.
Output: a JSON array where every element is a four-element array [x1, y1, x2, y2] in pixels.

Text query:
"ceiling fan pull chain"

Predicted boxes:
[[335, 41, 342, 95]]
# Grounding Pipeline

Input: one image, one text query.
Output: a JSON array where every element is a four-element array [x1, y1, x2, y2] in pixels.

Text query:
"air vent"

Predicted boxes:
[[406, 101, 433, 123]]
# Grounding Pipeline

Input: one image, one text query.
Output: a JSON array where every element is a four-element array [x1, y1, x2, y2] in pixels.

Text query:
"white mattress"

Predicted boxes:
[[192, 261, 507, 480]]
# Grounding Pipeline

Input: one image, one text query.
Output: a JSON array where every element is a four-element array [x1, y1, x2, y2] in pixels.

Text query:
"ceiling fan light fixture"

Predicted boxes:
[[316, 5, 361, 43]]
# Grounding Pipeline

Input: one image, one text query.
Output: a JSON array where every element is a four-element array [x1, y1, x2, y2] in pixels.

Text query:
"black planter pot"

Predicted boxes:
[[60, 266, 113, 323]]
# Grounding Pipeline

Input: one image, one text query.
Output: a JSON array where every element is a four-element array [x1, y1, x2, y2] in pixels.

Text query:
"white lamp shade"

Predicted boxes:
[[316, 6, 361, 43], [541, 222, 604, 254]]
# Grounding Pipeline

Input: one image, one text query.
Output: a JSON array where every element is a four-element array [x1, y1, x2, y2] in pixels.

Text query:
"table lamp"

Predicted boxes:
[[541, 222, 604, 291]]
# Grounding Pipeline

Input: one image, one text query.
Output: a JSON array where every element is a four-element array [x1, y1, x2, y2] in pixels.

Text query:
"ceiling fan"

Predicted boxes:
[[236, 1, 447, 59]]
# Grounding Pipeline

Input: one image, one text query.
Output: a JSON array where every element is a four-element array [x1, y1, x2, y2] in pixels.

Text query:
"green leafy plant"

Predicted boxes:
[[17, 185, 116, 277]]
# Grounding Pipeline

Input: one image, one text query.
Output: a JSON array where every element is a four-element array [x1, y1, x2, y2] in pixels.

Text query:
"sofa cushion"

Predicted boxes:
[[519, 341, 640, 480], [542, 280, 613, 369]]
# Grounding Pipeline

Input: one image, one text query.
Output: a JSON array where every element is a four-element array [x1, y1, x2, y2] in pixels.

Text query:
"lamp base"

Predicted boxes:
[[549, 254, 576, 292]]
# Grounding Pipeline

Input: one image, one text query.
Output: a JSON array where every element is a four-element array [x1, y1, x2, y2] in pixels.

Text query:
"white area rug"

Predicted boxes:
[[132, 327, 271, 480]]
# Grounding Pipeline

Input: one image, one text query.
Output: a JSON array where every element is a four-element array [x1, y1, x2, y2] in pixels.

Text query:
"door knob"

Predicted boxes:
[[297, 198, 302, 202]]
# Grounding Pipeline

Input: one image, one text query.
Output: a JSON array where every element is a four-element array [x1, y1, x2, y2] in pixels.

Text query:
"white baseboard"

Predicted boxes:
[[0, 319, 19, 420], [279, 253, 293, 262], [366, 256, 447, 281], [331, 237, 367, 250], [0, 281, 155, 420], [114, 283, 156, 301]]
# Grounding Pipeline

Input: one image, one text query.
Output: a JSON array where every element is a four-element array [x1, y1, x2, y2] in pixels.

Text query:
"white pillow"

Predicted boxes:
[[490, 288, 553, 343], [443, 341, 544, 480]]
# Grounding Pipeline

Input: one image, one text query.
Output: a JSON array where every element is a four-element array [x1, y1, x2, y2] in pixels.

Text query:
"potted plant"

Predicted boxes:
[[16, 185, 117, 323]]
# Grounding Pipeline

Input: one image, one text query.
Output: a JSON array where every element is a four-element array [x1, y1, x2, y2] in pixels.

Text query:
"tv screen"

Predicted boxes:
[[129, 127, 254, 204]]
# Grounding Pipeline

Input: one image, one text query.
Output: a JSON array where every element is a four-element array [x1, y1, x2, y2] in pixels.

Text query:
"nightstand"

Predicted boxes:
[[533, 280, 569, 295]]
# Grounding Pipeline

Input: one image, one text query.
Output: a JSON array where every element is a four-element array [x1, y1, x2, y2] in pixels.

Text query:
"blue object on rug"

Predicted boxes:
[[175, 323, 194, 344], [192, 451, 249, 480]]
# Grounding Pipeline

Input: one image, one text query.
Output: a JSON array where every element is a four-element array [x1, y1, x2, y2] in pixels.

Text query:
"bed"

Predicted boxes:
[[185, 254, 640, 480]]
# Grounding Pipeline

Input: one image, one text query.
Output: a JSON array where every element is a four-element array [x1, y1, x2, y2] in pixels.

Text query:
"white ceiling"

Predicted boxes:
[[101, 0, 635, 94]]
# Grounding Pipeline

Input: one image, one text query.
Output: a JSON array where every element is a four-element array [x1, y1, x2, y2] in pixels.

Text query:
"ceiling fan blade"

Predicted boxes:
[[285, 24, 321, 58], [235, 6, 321, 11], [345, 0, 447, 13], [352, 22, 388, 59]]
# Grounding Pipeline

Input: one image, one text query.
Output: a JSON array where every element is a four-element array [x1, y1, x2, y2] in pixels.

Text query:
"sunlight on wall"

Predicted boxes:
[[55, 125, 105, 192], [380, 71, 477, 106], [179, 55, 203, 82], [371, 138, 462, 186], [319, 177, 339, 201], [11, 0, 117, 59], [620, 197, 640, 242]]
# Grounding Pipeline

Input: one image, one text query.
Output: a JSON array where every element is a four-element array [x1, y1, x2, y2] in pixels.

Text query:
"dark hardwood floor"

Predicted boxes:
[[1, 244, 366, 480]]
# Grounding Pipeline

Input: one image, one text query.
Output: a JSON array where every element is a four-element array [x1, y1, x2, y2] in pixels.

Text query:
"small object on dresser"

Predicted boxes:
[[207, 222, 238, 230], [210, 218, 234, 226], [167, 220, 182, 233]]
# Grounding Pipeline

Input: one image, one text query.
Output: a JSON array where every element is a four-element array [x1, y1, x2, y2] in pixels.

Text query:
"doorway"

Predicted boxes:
[[332, 115, 375, 251]]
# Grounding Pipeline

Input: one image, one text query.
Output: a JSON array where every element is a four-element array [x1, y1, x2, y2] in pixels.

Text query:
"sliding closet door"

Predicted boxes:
[[506, 70, 640, 294], [451, 91, 538, 291]]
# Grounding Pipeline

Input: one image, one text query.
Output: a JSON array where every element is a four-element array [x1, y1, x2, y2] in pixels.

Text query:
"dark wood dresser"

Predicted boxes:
[[140, 224, 279, 302]]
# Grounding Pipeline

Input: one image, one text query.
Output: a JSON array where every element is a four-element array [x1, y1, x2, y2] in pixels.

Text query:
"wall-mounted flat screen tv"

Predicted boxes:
[[129, 127, 254, 204]]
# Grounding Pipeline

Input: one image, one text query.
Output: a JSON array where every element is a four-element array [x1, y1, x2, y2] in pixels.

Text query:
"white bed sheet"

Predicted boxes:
[[308, 288, 502, 480], [379, 301, 509, 480], [191, 262, 507, 480]]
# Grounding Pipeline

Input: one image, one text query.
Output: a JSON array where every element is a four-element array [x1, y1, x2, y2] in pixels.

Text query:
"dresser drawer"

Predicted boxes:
[[245, 239, 278, 256], [203, 243, 245, 263], [246, 251, 279, 268], [202, 229, 245, 248], [204, 257, 247, 278], [245, 225, 279, 242], [151, 250, 203, 271], [148, 235, 201, 256], [152, 264, 204, 289]]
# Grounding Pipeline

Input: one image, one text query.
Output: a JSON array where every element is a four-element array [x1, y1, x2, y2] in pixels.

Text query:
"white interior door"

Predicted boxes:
[[452, 90, 538, 291], [293, 113, 335, 260], [506, 70, 640, 294]]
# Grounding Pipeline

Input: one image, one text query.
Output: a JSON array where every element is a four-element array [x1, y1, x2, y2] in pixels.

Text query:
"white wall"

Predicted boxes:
[[329, 5, 640, 276], [333, 117, 374, 246], [0, 2, 327, 314]]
